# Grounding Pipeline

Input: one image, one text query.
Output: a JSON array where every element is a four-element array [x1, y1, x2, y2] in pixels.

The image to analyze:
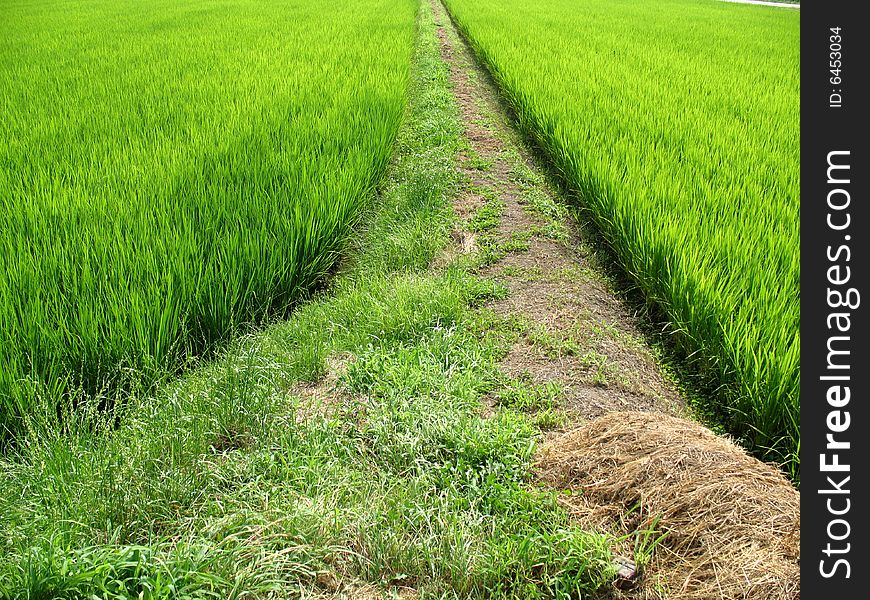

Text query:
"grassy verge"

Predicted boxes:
[[0, 3, 617, 598]]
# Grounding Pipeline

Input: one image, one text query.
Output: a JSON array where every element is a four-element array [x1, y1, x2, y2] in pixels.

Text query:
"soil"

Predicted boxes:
[[432, 0, 686, 428], [431, 2, 799, 599]]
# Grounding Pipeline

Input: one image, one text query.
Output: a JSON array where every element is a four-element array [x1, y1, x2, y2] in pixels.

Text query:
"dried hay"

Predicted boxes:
[[536, 412, 799, 599]]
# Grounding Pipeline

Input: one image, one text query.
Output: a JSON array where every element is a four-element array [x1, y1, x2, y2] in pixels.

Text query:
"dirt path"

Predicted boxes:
[[432, 0, 686, 429]]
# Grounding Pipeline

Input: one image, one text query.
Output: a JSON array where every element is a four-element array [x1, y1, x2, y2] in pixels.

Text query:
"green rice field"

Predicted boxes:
[[445, 0, 800, 475], [0, 0, 416, 441]]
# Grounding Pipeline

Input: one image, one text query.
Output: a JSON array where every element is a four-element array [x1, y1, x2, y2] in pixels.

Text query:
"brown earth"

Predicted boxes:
[[537, 413, 800, 600], [433, 0, 684, 426]]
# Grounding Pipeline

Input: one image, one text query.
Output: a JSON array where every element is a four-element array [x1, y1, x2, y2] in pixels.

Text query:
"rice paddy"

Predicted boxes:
[[444, 0, 801, 475], [0, 0, 416, 441]]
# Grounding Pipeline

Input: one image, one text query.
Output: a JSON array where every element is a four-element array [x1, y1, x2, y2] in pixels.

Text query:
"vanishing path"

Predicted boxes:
[[721, 0, 799, 8], [433, 0, 686, 427]]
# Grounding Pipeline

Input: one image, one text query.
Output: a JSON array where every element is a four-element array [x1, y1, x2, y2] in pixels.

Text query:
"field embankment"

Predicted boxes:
[[444, 0, 801, 477], [0, 0, 415, 442]]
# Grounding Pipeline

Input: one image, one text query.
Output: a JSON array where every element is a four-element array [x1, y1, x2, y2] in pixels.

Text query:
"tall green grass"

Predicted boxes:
[[0, 0, 416, 441], [444, 0, 800, 476]]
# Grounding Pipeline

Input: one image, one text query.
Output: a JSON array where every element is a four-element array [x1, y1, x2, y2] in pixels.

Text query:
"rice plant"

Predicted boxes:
[[444, 0, 800, 476], [0, 0, 416, 442]]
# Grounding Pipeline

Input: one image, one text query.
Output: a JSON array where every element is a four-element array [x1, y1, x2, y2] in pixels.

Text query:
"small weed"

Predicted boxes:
[[531, 408, 569, 430], [460, 141, 494, 171], [616, 504, 667, 575], [580, 351, 611, 387], [475, 235, 507, 266], [500, 230, 532, 253], [468, 310, 529, 356], [467, 183, 500, 202], [499, 265, 544, 281], [508, 159, 538, 187], [466, 198, 503, 232], [632, 514, 667, 572], [530, 221, 569, 242], [459, 272, 510, 306]]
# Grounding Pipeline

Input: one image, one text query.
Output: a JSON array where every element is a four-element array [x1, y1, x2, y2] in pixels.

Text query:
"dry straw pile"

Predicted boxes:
[[537, 412, 799, 599]]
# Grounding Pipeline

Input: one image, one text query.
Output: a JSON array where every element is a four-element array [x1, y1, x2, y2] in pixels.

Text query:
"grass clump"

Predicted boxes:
[[0, 0, 417, 443], [466, 198, 504, 232]]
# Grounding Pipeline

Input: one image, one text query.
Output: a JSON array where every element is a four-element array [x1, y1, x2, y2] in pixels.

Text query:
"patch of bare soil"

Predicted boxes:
[[308, 577, 419, 600], [289, 352, 356, 423]]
